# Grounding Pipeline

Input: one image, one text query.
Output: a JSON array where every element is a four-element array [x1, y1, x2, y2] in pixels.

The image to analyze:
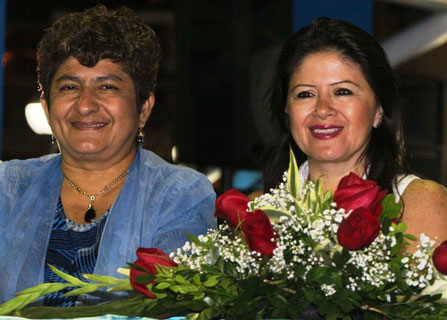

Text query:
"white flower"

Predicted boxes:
[[420, 233, 430, 245]]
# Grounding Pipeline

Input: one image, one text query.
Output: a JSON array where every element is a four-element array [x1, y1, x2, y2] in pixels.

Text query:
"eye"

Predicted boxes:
[[100, 84, 118, 90], [59, 84, 77, 91], [296, 91, 314, 98], [335, 88, 353, 95]]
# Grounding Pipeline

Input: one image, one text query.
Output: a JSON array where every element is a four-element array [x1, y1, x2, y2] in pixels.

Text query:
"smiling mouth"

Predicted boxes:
[[312, 127, 342, 134], [310, 126, 343, 139], [71, 122, 108, 129]]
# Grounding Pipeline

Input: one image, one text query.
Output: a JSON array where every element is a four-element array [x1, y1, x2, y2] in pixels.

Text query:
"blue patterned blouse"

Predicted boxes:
[[43, 197, 109, 307]]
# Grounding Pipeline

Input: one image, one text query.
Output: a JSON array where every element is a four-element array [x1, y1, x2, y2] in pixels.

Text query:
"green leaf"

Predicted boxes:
[[192, 273, 201, 286], [135, 274, 154, 284], [169, 285, 182, 293], [0, 282, 72, 315], [126, 262, 150, 274], [82, 273, 123, 285], [174, 275, 190, 285], [0, 292, 42, 315], [257, 206, 293, 221], [187, 233, 202, 245], [48, 264, 85, 286], [380, 194, 402, 221], [306, 266, 332, 283], [64, 284, 105, 296], [107, 280, 133, 292], [203, 275, 220, 288], [287, 147, 300, 198], [16, 282, 73, 295], [394, 222, 407, 234], [205, 245, 220, 266], [404, 233, 418, 241], [268, 294, 288, 309], [12, 294, 157, 319], [154, 292, 168, 299], [381, 219, 391, 235], [156, 282, 172, 290]]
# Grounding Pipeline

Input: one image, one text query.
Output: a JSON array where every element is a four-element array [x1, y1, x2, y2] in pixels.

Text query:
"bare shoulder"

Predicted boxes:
[[401, 178, 447, 245], [402, 178, 447, 204]]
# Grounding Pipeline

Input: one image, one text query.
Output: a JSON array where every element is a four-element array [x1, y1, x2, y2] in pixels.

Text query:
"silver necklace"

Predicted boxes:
[[64, 169, 129, 223]]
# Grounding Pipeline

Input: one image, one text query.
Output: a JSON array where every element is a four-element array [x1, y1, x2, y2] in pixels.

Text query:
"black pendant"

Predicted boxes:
[[84, 206, 96, 223]]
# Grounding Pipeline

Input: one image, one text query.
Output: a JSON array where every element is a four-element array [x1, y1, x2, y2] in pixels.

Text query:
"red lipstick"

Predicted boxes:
[[310, 125, 342, 139]]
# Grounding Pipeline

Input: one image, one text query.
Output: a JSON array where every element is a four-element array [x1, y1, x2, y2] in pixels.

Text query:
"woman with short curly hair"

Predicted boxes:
[[0, 5, 216, 306]]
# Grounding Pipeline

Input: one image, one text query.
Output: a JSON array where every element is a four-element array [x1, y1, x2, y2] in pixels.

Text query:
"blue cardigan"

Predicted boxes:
[[0, 148, 216, 303]]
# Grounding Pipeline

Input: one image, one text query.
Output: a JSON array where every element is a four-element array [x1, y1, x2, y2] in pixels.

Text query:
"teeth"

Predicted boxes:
[[313, 127, 341, 134], [74, 123, 106, 128]]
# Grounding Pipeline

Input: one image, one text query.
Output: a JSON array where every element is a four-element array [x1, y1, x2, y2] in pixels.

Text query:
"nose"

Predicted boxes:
[[312, 96, 336, 119], [74, 88, 100, 116]]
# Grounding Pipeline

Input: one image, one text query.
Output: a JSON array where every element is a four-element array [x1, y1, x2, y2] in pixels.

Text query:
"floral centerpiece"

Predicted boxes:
[[1, 149, 447, 319]]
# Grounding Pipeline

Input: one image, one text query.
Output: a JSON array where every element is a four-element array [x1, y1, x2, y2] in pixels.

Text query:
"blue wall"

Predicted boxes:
[[292, 0, 374, 33]]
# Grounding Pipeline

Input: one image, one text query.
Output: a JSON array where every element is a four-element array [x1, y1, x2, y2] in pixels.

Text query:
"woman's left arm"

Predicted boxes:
[[401, 179, 447, 246]]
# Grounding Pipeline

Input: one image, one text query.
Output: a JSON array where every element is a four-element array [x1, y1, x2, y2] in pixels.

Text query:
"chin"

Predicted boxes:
[[70, 143, 106, 155], [308, 151, 347, 163]]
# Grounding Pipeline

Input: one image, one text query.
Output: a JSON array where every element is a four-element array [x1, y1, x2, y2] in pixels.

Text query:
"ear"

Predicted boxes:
[[40, 98, 51, 125], [373, 105, 384, 128], [139, 93, 155, 127]]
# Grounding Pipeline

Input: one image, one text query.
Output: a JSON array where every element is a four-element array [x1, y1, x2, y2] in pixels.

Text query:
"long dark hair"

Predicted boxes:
[[263, 17, 407, 192]]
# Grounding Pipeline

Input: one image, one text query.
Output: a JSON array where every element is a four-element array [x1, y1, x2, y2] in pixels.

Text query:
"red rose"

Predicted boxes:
[[241, 210, 277, 257], [433, 240, 447, 275], [334, 172, 388, 217], [130, 248, 178, 298], [215, 189, 250, 228], [337, 208, 381, 250]]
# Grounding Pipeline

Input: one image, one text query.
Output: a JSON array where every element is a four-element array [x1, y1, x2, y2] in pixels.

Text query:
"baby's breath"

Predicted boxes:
[[402, 233, 435, 289], [171, 224, 261, 278], [174, 168, 438, 312]]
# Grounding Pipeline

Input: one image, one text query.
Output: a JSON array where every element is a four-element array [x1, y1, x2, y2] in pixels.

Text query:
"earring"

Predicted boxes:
[[136, 128, 145, 145]]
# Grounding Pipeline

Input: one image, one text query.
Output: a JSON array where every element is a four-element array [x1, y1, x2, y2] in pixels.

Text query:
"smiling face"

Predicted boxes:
[[42, 57, 153, 166], [286, 51, 383, 169]]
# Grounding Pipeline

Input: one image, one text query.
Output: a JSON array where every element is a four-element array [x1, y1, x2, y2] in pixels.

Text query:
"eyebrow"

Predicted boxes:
[[290, 80, 360, 91], [54, 74, 125, 83], [289, 83, 316, 91], [331, 80, 360, 87]]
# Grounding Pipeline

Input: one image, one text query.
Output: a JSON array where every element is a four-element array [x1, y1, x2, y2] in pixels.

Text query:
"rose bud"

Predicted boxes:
[[241, 210, 277, 257], [215, 189, 250, 228], [337, 208, 381, 250], [433, 240, 447, 275], [334, 172, 387, 217], [130, 248, 178, 298]]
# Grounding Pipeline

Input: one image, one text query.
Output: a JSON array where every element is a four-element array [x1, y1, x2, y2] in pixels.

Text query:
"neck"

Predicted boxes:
[[307, 160, 366, 193], [61, 148, 137, 195]]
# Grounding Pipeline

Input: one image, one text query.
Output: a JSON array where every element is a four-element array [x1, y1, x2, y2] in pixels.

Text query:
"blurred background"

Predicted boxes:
[[2, 0, 447, 194]]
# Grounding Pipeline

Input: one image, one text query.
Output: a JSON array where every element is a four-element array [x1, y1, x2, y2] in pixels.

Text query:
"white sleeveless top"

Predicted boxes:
[[393, 174, 420, 202], [298, 161, 420, 203]]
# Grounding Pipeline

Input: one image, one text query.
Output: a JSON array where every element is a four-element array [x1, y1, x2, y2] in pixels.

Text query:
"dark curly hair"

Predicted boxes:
[[37, 5, 162, 109], [264, 17, 407, 192]]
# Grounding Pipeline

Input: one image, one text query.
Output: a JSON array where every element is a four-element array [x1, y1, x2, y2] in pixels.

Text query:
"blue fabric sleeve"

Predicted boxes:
[[151, 173, 216, 253]]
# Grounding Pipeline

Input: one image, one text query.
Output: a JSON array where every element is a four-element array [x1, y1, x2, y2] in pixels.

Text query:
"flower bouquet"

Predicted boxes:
[[1, 149, 447, 319]]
